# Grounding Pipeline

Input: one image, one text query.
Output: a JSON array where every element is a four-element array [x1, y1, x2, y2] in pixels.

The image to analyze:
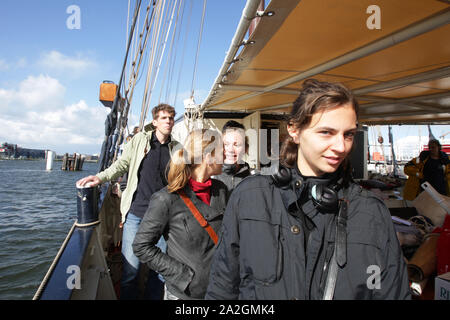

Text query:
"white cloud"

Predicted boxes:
[[16, 58, 27, 68], [0, 57, 28, 71], [0, 59, 9, 70], [38, 50, 97, 76], [0, 74, 65, 114], [0, 75, 109, 154]]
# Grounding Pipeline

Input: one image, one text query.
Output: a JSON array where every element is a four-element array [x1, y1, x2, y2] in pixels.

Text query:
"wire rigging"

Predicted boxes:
[[190, 0, 208, 99]]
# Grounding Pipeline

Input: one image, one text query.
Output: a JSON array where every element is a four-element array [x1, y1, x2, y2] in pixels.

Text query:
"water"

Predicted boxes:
[[0, 159, 98, 300]]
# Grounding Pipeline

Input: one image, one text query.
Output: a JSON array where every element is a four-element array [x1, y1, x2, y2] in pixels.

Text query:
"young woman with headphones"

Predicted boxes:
[[205, 79, 411, 300]]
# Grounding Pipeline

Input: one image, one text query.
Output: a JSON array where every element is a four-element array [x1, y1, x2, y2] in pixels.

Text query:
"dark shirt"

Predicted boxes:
[[423, 157, 446, 195], [129, 133, 171, 218]]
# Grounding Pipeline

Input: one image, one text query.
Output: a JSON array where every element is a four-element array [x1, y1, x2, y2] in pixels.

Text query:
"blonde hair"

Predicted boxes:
[[167, 129, 222, 193]]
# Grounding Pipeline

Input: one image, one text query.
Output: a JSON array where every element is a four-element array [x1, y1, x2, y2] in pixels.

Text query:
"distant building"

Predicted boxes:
[[1, 142, 46, 159]]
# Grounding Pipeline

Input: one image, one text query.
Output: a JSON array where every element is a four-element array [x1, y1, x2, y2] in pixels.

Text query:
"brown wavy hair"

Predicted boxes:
[[280, 79, 359, 170], [152, 103, 176, 119], [167, 129, 222, 193]]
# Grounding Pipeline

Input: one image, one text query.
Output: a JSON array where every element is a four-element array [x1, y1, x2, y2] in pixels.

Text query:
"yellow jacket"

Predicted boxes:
[[403, 152, 450, 200]]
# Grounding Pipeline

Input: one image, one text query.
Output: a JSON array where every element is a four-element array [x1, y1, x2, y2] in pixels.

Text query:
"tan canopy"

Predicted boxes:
[[201, 0, 450, 124]]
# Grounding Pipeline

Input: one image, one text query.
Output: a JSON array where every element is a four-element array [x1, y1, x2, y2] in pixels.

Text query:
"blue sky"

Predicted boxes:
[[0, 0, 242, 154], [0, 0, 448, 156]]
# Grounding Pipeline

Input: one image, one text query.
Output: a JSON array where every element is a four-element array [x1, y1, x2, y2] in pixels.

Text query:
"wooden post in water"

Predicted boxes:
[[61, 153, 84, 171], [74, 153, 79, 171], [62, 153, 68, 170]]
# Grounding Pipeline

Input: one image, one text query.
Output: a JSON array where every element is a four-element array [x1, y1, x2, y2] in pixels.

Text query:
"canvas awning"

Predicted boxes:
[[201, 0, 450, 125]]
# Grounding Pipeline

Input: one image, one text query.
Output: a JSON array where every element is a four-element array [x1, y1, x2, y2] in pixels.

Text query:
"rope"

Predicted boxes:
[[74, 220, 101, 228], [140, 0, 165, 129], [158, 0, 183, 103], [141, 0, 179, 127], [32, 222, 77, 300], [32, 218, 101, 299], [190, 0, 208, 99], [173, 0, 193, 107], [113, 2, 156, 162], [165, 0, 185, 103]]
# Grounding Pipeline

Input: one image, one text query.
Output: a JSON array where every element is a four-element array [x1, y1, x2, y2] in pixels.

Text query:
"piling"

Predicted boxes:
[[46, 151, 55, 171], [62, 153, 85, 171]]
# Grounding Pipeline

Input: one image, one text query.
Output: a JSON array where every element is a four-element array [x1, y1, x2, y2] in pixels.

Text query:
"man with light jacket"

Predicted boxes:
[[77, 103, 178, 300]]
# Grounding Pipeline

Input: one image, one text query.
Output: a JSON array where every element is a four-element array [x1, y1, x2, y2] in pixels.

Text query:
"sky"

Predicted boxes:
[[0, 0, 242, 155], [0, 0, 448, 156]]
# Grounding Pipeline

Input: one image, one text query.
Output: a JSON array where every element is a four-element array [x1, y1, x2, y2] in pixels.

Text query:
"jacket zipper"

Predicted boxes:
[[183, 217, 193, 241]]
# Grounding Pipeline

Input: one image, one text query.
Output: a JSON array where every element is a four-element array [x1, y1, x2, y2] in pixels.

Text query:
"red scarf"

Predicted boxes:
[[188, 178, 212, 205]]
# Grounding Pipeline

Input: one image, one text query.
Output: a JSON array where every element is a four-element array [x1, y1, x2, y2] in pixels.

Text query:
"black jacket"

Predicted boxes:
[[132, 179, 228, 300], [206, 168, 411, 300], [213, 162, 252, 194]]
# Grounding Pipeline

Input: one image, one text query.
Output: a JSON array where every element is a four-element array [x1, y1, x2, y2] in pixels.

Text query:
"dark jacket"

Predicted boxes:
[[206, 168, 411, 300], [132, 179, 228, 300], [213, 162, 252, 194]]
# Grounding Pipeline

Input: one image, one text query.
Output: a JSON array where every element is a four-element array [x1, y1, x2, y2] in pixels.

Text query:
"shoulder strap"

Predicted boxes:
[[323, 188, 349, 300], [177, 189, 218, 244]]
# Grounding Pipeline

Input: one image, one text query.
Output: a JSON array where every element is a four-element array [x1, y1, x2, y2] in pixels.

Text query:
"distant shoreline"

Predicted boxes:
[[0, 158, 98, 163]]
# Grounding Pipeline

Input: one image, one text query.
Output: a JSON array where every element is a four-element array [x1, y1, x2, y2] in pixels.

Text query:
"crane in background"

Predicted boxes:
[[440, 131, 450, 139]]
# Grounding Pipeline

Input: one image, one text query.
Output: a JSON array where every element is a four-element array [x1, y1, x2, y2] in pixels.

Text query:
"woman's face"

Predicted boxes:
[[288, 103, 357, 177], [223, 129, 246, 165]]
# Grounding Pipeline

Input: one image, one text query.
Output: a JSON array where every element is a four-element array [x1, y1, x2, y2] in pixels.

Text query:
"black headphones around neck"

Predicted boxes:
[[271, 166, 342, 214]]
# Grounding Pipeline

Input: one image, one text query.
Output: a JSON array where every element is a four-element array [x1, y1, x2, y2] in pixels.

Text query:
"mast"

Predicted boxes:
[[388, 125, 398, 177]]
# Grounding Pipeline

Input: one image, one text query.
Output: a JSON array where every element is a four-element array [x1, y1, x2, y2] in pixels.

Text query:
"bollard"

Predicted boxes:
[[76, 185, 99, 226], [46, 151, 55, 171]]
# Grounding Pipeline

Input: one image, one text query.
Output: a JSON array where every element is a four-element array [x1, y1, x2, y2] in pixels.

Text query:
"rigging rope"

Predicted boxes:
[[112, 0, 155, 164], [140, 0, 179, 128], [173, 0, 193, 107], [190, 0, 208, 99], [139, 0, 166, 129], [164, 0, 185, 103], [158, 0, 183, 104], [99, 0, 142, 172]]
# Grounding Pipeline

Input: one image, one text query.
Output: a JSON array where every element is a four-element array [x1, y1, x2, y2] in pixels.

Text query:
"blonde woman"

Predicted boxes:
[[133, 129, 227, 300]]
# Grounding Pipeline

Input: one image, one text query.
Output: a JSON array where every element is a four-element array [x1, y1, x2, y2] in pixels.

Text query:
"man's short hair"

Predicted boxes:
[[222, 120, 245, 133], [152, 103, 176, 120]]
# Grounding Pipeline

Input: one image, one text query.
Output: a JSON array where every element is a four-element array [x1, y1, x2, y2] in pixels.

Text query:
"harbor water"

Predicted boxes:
[[0, 159, 97, 300]]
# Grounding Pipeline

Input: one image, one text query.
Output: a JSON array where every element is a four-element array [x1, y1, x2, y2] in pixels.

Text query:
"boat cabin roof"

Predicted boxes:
[[201, 0, 450, 125]]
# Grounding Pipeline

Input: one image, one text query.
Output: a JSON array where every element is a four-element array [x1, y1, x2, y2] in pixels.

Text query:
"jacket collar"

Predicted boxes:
[[182, 180, 225, 220], [145, 129, 178, 150], [222, 162, 250, 176]]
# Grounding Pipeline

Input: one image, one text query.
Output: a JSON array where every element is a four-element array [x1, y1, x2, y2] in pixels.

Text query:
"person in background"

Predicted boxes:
[[206, 79, 410, 300], [76, 103, 177, 300], [133, 126, 141, 136], [133, 129, 227, 300], [213, 120, 253, 195], [403, 139, 450, 200]]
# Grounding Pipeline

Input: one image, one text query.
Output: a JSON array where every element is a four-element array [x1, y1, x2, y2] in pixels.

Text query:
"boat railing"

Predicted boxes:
[[33, 184, 119, 300]]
